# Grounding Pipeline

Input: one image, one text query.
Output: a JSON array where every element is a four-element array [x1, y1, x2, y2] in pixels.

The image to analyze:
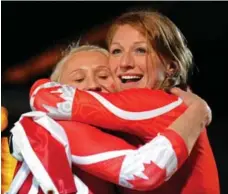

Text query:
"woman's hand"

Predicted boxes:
[[168, 87, 212, 154], [170, 87, 212, 127]]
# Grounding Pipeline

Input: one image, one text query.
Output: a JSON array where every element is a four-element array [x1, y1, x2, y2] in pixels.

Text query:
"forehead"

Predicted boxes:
[[111, 24, 146, 43], [64, 50, 108, 70]]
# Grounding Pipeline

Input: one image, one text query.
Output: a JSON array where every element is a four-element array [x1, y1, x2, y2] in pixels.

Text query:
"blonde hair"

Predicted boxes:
[[51, 44, 109, 82], [106, 11, 193, 90]]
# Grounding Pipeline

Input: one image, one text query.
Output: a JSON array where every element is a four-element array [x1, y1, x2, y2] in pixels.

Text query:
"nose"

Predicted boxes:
[[119, 52, 135, 70], [86, 77, 102, 92]]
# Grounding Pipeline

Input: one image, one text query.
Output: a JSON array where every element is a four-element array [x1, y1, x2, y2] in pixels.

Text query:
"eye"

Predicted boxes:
[[135, 47, 147, 54], [111, 48, 121, 55], [97, 70, 111, 80], [74, 78, 84, 83], [99, 75, 108, 80], [98, 73, 109, 80]]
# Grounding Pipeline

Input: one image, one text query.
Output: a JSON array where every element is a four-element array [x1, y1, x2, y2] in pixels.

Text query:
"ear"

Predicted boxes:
[[166, 61, 180, 77]]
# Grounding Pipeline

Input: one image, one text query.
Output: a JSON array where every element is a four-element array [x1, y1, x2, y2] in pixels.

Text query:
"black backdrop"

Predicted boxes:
[[2, 2, 228, 193]]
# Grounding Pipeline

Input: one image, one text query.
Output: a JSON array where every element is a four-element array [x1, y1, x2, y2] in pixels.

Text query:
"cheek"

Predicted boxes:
[[67, 82, 80, 88], [148, 66, 166, 89], [135, 57, 148, 73], [141, 57, 161, 88], [99, 78, 117, 92], [109, 57, 119, 73], [59, 77, 70, 85], [65, 81, 86, 90], [156, 66, 165, 82], [100, 78, 113, 87]]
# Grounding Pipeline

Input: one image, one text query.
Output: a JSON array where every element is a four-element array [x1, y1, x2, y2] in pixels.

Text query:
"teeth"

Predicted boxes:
[[121, 76, 141, 80]]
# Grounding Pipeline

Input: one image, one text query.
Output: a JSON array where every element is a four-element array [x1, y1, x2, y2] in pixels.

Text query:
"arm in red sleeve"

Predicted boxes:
[[29, 79, 189, 190], [30, 79, 187, 140], [9, 112, 188, 192], [28, 79, 219, 193], [59, 121, 188, 191], [9, 162, 43, 194], [8, 116, 77, 194], [9, 161, 93, 194]]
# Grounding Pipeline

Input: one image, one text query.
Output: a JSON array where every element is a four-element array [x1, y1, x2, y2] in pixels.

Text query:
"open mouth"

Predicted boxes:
[[119, 75, 143, 84]]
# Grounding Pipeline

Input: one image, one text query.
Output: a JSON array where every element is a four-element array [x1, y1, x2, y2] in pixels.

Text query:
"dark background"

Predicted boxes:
[[2, 2, 228, 193]]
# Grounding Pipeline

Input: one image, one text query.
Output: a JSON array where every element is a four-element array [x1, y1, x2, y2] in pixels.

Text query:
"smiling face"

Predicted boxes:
[[59, 50, 116, 93], [108, 24, 165, 91]]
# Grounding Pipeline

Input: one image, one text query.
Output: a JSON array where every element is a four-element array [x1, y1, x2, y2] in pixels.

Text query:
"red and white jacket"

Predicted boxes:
[[8, 79, 219, 194]]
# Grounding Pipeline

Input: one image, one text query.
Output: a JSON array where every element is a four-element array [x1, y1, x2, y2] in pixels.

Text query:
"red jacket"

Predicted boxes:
[[8, 79, 219, 194]]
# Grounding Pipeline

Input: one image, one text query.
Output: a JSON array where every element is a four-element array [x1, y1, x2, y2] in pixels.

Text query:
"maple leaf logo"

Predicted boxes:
[[119, 135, 177, 189], [31, 83, 76, 120], [43, 86, 76, 119], [127, 162, 165, 190]]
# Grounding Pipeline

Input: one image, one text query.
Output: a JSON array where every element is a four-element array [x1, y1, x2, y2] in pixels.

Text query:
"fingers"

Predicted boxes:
[[170, 87, 195, 106], [170, 87, 187, 97], [170, 87, 212, 126]]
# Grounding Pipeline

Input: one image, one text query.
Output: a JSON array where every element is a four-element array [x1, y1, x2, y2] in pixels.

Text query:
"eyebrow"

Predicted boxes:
[[111, 41, 147, 45], [69, 66, 110, 76], [69, 69, 85, 76], [95, 66, 110, 70]]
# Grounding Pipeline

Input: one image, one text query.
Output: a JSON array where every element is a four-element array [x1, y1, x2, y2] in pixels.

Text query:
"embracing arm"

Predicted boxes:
[[8, 114, 92, 194], [30, 79, 186, 138], [9, 113, 188, 192], [8, 80, 210, 192], [30, 79, 209, 154]]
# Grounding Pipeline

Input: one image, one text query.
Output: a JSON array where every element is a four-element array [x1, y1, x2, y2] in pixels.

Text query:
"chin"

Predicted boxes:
[[120, 81, 146, 90]]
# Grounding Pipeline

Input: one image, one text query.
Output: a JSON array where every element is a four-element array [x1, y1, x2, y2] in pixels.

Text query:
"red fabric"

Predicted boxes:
[[20, 117, 77, 194], [13, 162, 43, 194], [12, 119, 186, 193], [119, 130, 220, 194], [59, 121, 188, 190], [160, 129, 189, 169], [25, 79, 220, 193], [72, 166, 117, 194]]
